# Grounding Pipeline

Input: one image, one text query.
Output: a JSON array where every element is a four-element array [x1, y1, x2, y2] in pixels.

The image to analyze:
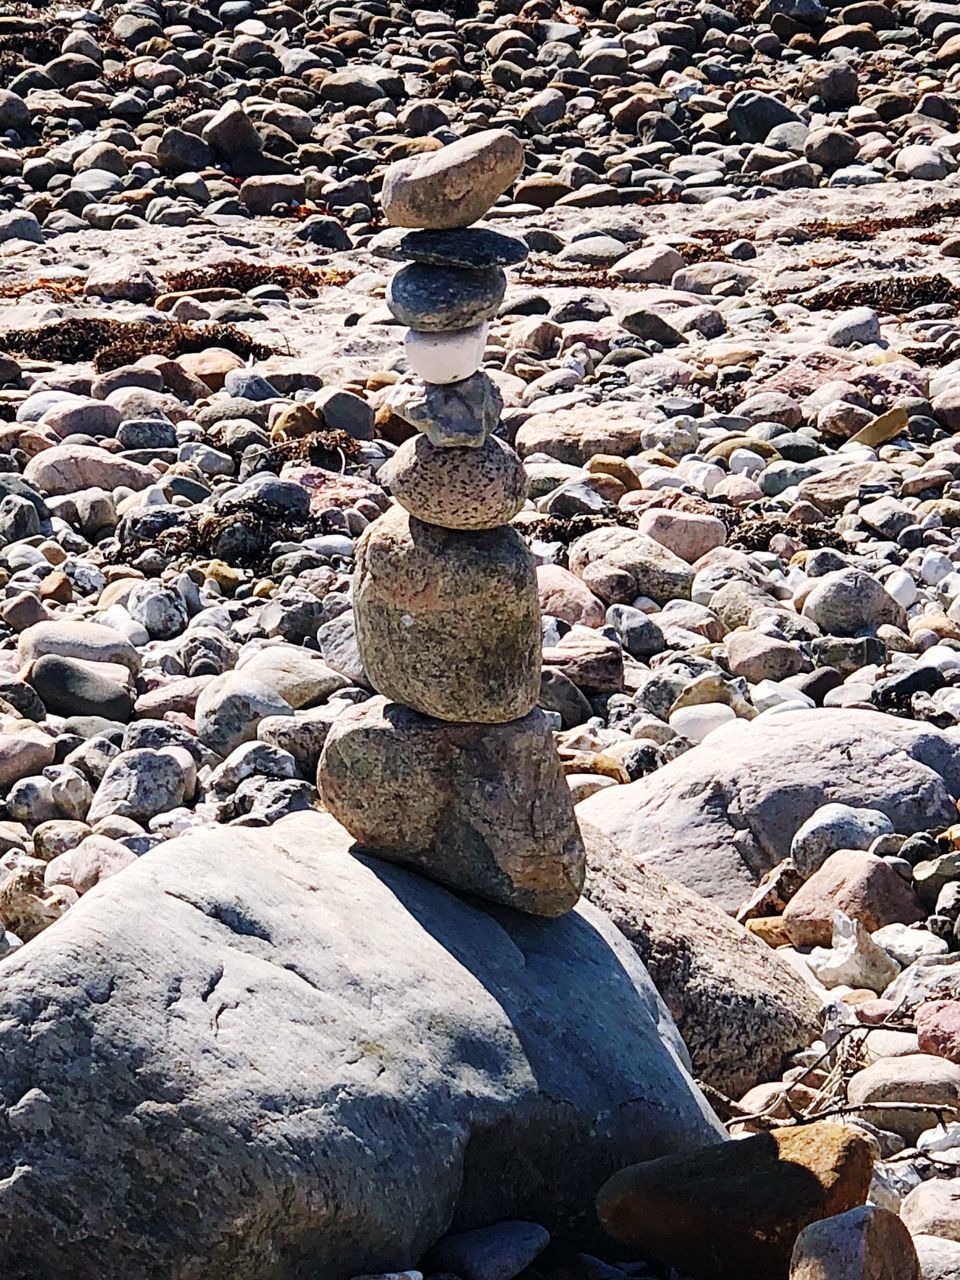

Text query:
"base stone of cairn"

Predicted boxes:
[[317, 129, 586, 917], [319, 698, 585, 917]]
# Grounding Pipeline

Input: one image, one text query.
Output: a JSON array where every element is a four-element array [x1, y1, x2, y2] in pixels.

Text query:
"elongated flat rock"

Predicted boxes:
[[381, 128, 524, 229], [597, 1123, 874, 1280], [374, 226, 529, 269]]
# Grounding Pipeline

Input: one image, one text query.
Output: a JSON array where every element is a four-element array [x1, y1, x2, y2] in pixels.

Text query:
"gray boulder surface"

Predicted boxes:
[[581, 821, 822, 1097], [577, 709, 960, 914], [0, 810, 722, 1280]]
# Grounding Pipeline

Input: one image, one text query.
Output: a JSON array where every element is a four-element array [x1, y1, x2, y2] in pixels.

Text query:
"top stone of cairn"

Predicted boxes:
[[381, 128, 524, 230]]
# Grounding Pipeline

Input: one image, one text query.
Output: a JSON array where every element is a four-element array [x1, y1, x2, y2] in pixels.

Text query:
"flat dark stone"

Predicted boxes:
[[386, 263, 506, 332], [373, 226, 529, 269], [29, 654, 134, 722]]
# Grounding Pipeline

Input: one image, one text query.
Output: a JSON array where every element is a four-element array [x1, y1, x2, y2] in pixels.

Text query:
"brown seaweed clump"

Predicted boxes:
[[0, 318, 274, 372], [161, 261, 354, 296], [779, 273, 960, 315]]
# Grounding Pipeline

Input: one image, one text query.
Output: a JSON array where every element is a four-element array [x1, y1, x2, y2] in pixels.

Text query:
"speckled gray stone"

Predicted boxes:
[[353, 505, 540, 723], [382, 433, 527, 530]]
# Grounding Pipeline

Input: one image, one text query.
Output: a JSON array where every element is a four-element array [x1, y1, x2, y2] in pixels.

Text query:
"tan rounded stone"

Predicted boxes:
[[847, 1053, 960, 1141], [270, 403, 322, 443], [704, 435, 781, 462], [382, 433, 527, 530], [381, 128, 523, 230], [354, 505, 540, 723]]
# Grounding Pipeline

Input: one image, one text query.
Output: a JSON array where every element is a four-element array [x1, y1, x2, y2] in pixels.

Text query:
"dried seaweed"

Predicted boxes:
[[679, 231, 747, 263], [796, 198, 960, 244], [725, 511, 847, 553], [0, 51, 29, 78], [0, 260, 356, 312], [515, 511, 637, 546], [161, 260, 354, 297], [0, 318, 274, 371], [0, 29, 62, 64], [154, 93, 211, 127], [0, 278, 85, 301], [100, 64, 137, 88], [516, 259, 632, 289], [892, 343, 952, 367], [4, 0, 58, 13], [784, 273, 960, 315], [681, 198, 960, 264], [264, 430, 364, 469], [112, 504, 339, 573]]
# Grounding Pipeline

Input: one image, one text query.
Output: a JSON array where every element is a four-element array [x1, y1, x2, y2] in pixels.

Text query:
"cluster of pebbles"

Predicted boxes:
[[7, 0, 960, 235], [7, 0, 960, 1276]]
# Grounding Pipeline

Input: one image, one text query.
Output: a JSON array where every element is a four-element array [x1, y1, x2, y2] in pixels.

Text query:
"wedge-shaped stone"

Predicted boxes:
[[382, 128, 523, 229], [319, 697, 585, 916], [385, 370, 502, 448]]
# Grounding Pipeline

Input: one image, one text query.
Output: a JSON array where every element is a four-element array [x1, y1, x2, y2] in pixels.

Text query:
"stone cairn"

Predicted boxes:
[[318, 131, 586, 918]]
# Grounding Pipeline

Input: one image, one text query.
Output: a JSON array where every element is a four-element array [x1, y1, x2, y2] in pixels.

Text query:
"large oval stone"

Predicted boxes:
[[318, 696, 585, 917], [381, 128, 524, 230], [0, 809, 722, 1279], [353, 505, 540, 722], [382, 433, 527, 530]]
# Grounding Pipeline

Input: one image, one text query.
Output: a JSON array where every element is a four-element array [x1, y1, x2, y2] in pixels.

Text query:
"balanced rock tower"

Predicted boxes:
[[318, 132, 586, 917]]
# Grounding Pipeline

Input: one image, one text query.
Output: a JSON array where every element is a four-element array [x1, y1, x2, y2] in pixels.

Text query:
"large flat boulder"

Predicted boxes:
[[581, 821, 822, 1097], [0, 811, 722, 1280], [577, 709, 960, 914]]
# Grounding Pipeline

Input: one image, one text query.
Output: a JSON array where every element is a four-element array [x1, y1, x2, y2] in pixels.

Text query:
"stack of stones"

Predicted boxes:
[[318, 131, 586, 918]]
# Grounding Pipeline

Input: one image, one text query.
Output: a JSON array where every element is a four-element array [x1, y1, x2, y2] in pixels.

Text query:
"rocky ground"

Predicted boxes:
[[8, 0, 960, 1276]]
